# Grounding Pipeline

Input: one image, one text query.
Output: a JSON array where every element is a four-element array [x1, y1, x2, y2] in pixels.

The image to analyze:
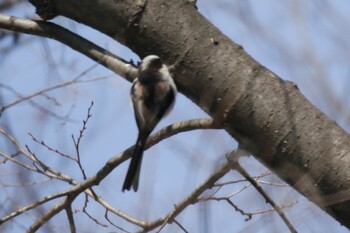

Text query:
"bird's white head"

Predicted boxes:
[[139, 55, 163, 72]]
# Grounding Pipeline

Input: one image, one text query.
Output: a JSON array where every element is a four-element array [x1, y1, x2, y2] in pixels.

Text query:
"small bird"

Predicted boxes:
[[122, 55, 177, 191]]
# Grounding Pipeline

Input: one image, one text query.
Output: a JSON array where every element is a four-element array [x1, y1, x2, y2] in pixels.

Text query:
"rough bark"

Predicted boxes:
[[29, 0, 350, 228]]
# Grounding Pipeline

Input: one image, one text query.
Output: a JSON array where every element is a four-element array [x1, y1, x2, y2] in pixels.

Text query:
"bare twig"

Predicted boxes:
[[72, 101, 94, 180], [25, 145, 75, 183], [29, 133, 77, 162], [258, 180, 288, 187], [214, 171, 271, 187], [0, 118, 220, 230], [197, 168, 291, 221], [0, 189, 68, 224], [140, 161, 231, 232], [227, 198, 252, 220], [105, 210, 129, 233], [155, 206, 176, 233], [0, 82, 76, 121], [66, 205, 76, 233], [0, 73, 107, 116], [0, 127, 76, 182], [28, 197, 71, 233], [173, 219, 189, 233], [0, 151, 38, 173], [197, 184, 252, 220], [81, 208, 108, 228], [226, 149, 297, 233]]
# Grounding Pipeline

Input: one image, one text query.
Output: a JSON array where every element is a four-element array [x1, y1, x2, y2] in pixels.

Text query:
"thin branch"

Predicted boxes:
[[0, 82, 76, 121], [196, 184, 252, 220], [214, 171, 271, 187], [0, 151, 38, 173], [248, 202, 297, 216], [28, 197, 71, 233], [72, 101, 94, 180], [0, 127, 76, 182], [0, 190, 68, 224], [29, 133, 77, 162], [148, 118, 222, 146], [66, 205, 76, 233], [105, 210, 129, 233], [80, 208, 108, 228], [25, 145, 75, 183], [141, 161, 231, 232], [155, 207, 176, 233], [88, 188, 144, 226], [258, 180, 289, 187], [0, 13, 137, 81], [226, 150, 297, 233], [173, 219, 189, 233], [0, 73, 107, 116], [0, 118, 220, 229], [226, 198, 252, 221]]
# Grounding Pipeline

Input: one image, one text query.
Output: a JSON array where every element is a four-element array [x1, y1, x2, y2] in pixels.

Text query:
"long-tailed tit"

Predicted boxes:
[[122, 55, 177, 191]]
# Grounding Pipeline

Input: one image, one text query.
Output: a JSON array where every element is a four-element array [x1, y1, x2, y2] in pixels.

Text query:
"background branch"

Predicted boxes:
[[0, 118, 220, 230], [0, 13, 137, 81]]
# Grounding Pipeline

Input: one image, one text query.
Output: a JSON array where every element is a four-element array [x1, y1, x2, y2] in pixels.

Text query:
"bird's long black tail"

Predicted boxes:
[[122, 135, 146, 191]]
